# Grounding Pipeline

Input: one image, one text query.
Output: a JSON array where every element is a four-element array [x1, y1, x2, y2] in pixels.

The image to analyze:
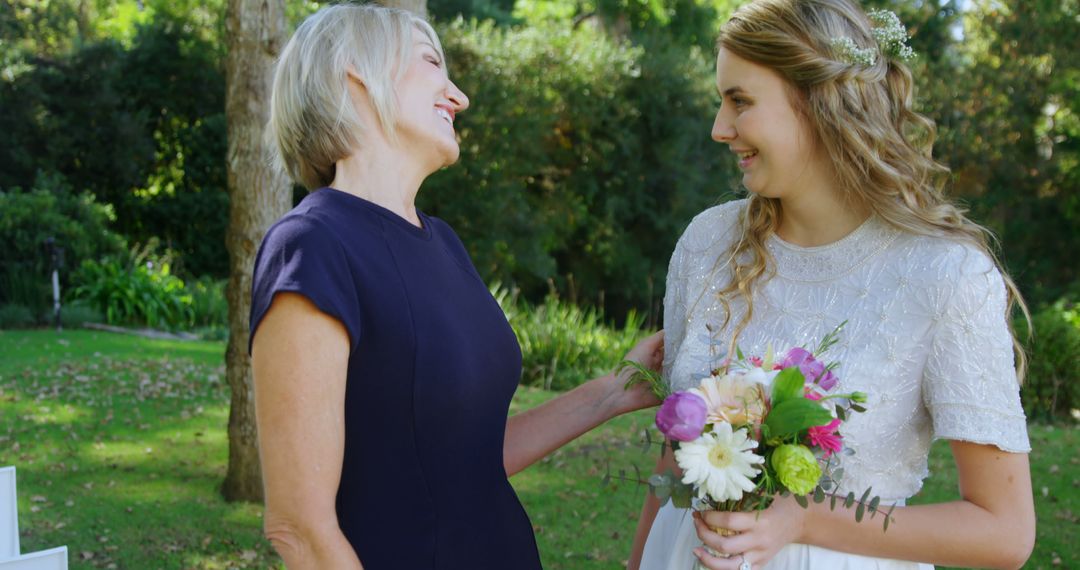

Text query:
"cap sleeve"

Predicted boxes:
[[248, 214, 362, 354], [922, 245, 1030, 452]]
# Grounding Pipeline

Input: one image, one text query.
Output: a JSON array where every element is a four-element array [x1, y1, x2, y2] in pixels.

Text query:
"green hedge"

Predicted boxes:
[[421, 19, 730, 316], [493, 284, 647, 390], [1018, 300, 1080, 422], [0, 172, 126, 319]]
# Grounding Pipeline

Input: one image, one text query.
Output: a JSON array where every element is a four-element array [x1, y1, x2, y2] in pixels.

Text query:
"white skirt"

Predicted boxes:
[[639, 502, 935, 570]]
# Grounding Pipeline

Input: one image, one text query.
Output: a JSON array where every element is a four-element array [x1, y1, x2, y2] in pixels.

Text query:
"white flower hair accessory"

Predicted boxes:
[[830, 8, 915, 67]]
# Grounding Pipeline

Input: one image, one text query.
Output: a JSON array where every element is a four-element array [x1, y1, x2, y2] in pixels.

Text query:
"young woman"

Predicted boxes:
[[628, 1, 1035, 569], [248, 4, 662, 569]]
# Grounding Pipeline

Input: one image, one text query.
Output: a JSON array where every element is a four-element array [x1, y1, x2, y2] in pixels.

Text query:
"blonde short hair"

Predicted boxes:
[[269, 3, 443, 190]]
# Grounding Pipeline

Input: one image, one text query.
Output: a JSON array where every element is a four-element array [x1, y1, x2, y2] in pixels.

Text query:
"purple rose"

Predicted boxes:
[[655, 391, 708, 442], [780, 347, 838, 391]]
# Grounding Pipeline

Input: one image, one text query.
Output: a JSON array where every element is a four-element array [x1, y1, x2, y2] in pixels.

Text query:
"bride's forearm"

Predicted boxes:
[[802, 444, 1034, 570], [802, 498, 1031, 569]]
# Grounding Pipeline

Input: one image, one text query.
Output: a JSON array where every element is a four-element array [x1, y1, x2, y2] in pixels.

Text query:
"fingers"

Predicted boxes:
[[693, 514, 754, 554], [697, 509, 757, 532], [692, 546, 753, 570]]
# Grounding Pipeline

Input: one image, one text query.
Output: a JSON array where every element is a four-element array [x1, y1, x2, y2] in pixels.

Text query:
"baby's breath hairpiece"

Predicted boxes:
[[829, 8, 915, 67]]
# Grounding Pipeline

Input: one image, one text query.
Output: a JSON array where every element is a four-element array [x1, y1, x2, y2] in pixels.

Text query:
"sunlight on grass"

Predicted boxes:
[[0, 330, 1075, 569]]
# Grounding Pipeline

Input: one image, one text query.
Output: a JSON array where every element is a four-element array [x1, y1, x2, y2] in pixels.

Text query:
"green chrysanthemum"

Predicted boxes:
[[771, 444, 821, 496]]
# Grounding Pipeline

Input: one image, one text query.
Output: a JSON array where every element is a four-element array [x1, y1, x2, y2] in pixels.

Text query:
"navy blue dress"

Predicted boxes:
[[249, 188, 542, 569]]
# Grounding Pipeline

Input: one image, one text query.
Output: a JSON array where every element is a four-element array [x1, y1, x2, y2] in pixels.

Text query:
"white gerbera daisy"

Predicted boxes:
[[675, 423, 763, 502]]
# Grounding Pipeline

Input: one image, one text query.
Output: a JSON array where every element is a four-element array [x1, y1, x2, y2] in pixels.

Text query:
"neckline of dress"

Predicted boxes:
[[767, 215, 900, 283], [316, 187, 433, 240]]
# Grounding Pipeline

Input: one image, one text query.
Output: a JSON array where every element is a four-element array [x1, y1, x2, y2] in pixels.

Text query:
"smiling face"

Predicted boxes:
[[711, 48, 833, 201], [393, 28, 470, 171]]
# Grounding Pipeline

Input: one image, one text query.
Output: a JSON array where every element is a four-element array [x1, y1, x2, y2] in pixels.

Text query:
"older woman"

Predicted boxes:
[[248, 4, 663, 569]]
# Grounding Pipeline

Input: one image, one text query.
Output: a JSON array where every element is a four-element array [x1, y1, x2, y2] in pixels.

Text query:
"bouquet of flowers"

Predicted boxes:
[[622, 324, 893, 553]]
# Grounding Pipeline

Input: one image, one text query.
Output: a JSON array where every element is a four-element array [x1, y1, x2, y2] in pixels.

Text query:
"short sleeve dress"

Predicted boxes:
[[249, 188, 542, 569], [640, 200, 1030, 570]]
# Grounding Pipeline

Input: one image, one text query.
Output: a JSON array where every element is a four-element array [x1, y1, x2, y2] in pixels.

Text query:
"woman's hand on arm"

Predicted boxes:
[[252, 292, 364, 570], [503, 330, 664, 476], [692, 442, 1034, 570]]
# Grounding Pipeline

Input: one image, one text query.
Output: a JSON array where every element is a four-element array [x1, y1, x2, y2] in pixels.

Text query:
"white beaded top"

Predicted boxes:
[[662, 200, 1030, 502]]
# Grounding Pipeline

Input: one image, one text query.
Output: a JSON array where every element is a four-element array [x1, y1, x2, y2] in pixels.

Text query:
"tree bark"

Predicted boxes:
[[380, 0, 428, 19], [222, 0, 291, 502]]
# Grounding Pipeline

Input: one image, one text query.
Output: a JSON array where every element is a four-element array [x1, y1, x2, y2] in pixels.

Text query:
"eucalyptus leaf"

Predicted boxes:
[[844, 492, 855, 508], [671, 482, 694, 509], [813, 486, 826, 503], [868, 496, 881, 518], [794, 493, 809, 508]]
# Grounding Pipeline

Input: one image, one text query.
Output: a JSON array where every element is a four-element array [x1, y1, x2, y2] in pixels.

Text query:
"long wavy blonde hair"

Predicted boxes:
[[713, 0, 1029, 380]]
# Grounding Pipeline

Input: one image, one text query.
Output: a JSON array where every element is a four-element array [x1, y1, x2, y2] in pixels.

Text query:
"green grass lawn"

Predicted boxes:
[[0, 329, 1074, 569]]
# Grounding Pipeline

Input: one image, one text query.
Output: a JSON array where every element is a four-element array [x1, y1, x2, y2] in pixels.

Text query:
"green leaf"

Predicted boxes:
[[671, 481, 694, 509], [868, 496, 881, 518], [850, 404, 867, 413], [794, 493, 809, 508], [770, 367, 806, 405], [844, 492, 855, 509], [764, 398, 833, 439], [859, 486, 873, 506], [830, 493, 838, 511], [648, 473, 673, 501], [883, 502, 897, 532], [813, 486, 826, 503], [855, 500, 866, 522], [836, 406, 847, 422]]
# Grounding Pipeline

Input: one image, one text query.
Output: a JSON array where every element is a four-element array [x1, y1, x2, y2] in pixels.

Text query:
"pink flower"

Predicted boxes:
[[655, 391, 709, 442], [780, 347, 839, 391], [807, 418, 843, 457], [749, 356, 764, 367]]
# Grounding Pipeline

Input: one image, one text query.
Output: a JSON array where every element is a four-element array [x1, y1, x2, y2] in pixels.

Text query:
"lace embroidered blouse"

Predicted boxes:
[[662, 200, 1030, 502]]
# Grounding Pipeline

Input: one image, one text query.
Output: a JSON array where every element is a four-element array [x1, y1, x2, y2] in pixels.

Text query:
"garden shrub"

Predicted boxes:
[[423, 19, 732, 316], [1018, 300, 1080, 422], [493, 284, 647, 390], [0, 305, 35, 329], [0, 172, 126, 315], [59, 300, 105, 329], [72, 251, 194, 331]]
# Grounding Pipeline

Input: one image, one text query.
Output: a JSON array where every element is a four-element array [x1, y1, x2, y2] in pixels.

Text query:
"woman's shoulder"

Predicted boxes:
[[900, 233, 999, 280], [262, 192, 383, 254], [896, 233, 1005, 306], [674, 198, 746, 256]]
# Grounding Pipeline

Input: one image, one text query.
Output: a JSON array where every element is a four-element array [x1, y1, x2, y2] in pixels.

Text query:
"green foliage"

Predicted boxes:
[[59, 300, 105, 328], [0, 305, 35, 329], [1017, 300, 1080, 422], [425, 18, 729, 315], [493, 284, 647, 390], [0, 5, 229, 279], [72, 250, 195, 331], [0, 172, 126, 314], [188, 276, 228, 328], [912, 0, 1080, 304]]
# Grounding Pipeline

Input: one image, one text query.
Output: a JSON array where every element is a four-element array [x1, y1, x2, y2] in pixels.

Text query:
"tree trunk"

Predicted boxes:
[[380, 0, 428, 19], [222, 0, 291, 503]]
